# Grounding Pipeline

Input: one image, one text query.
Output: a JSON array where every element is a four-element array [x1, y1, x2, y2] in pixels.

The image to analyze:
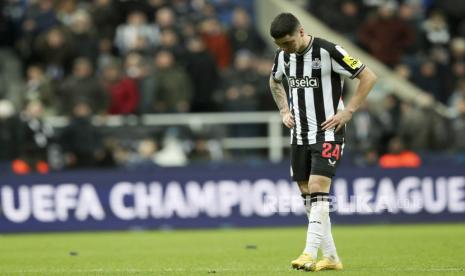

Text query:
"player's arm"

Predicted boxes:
[[322, 67, 377, 131], [269, 77, 295, 129]]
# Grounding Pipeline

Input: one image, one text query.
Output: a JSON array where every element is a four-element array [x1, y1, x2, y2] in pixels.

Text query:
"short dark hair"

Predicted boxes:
[[269, 13, 301, 39]]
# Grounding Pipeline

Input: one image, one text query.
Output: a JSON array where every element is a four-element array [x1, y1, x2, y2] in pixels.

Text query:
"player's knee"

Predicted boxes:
[[308, 180, 330, 193], [309, 182, 323, 193]]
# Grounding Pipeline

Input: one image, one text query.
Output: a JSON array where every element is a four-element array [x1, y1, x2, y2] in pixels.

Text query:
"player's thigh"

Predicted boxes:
[[290, 144, 312, 183], [309, 142, 344, 192], [308, 174, 332, 193]]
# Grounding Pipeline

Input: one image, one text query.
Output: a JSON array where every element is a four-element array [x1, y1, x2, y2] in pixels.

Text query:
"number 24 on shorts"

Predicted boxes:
[[322, 143, 341, 160]]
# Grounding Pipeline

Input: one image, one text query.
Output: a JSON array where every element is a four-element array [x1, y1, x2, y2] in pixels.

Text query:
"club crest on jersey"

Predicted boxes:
[[312, 58, 321, 69], [288, 76, 319, 88]]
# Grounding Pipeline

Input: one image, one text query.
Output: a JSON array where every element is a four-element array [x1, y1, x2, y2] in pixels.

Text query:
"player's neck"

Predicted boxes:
[[297, 35, 312, 54]]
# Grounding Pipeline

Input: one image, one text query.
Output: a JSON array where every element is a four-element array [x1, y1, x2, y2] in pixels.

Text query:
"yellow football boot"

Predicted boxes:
[[315, 257, 343, 271], [291, 253, 316, 271]]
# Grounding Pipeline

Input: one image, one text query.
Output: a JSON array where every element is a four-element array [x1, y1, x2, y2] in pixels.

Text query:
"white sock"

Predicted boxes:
[[303, 193, 328, 259], [302, 194, 311, 219], [321, 215, 340, 262]]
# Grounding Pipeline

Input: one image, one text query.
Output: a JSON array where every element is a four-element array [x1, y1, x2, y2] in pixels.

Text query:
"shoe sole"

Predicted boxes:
[[291, 262, 316, 271]]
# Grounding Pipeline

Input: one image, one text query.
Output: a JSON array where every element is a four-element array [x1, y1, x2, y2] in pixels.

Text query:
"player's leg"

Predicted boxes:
[[289, 145, 316, 270], [297, 181, 310, 215], [290, 144, 312, 203], [314, 180, 342, 271], [306, 142, 343, 271], [303, 175, 331, 261]]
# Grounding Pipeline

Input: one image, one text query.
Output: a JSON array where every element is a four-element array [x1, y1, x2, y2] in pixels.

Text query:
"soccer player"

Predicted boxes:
[[269, 13, 377, 271]]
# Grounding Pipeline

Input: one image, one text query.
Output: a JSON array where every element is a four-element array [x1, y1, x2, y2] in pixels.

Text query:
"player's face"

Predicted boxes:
[[273, 28, 303, 53]]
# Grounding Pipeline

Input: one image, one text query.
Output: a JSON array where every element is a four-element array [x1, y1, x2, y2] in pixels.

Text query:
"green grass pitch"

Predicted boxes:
[[1, 224, 464, 275]]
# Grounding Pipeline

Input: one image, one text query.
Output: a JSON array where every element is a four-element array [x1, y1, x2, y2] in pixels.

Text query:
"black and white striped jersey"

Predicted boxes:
[[271, 36, 365, 145]]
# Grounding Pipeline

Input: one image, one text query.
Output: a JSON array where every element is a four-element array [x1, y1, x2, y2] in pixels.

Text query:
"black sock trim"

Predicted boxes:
[[301, 193, 311, 207], [310, 192, 329, 197], [310, 192, 330, 203]]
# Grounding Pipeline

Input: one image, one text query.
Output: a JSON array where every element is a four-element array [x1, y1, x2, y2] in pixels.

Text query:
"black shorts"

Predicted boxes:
[[290, 142, 343, 181]]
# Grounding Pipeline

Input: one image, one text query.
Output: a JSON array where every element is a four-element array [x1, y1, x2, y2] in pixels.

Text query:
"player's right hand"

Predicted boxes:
[[282, 111, 295, 129]]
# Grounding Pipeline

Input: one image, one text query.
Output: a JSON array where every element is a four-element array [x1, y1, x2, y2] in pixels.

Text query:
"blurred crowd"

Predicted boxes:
[[0, 0, 464, 174], [307, 0, 465, 167], [0, 0, 275, 173]]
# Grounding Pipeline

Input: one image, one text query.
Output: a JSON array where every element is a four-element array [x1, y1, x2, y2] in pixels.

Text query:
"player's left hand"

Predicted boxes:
[[321, 109, 353, 132]]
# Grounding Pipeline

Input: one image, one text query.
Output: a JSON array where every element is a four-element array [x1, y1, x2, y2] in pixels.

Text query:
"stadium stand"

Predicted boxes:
[[0, 0, 464, 173]]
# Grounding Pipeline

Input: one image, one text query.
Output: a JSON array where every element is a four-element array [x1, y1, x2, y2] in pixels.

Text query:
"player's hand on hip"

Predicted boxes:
[[282, 111, 295, 129], [321, 109, 352, 132]]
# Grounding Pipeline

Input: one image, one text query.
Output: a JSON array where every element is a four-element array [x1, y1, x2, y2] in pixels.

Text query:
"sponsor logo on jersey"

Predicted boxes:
[[288, 76, 319, 88]]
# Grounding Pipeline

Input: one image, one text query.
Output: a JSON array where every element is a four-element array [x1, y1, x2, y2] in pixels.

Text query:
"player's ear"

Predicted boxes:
[[298, 26, 305, 37]]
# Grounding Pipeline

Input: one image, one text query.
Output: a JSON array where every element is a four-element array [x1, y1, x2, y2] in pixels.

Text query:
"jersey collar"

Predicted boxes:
[[296, 35, 314, 56]]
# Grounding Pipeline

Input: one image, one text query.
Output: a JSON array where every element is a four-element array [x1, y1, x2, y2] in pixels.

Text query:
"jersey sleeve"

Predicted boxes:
[[329, 44, 365, 79], [271, 49, 284, 82]]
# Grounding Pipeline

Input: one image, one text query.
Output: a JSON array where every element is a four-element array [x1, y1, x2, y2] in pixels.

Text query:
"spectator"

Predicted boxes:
[[155, 7, 178, 30], [155, 27, 186, 62], [253, 56, 277, 111], [185, 37, 219, 112], [398, 100, 433, 150], [222, 83, 260, 138], [153, 50, 192, 113], [188, 135, 213, 164], [96, 37, 119, 72], [222, 50, 258, 87], [33, 27, 76, 80], [55, 0, 78, 26], [15, 100, 54, 174], [316, 0, 363, 42], [21, 0, 58, 38], [393, 63, 412, 80], [123, 52, 157, 114], [24, 64, 57, 115], [358, 2, 414, 66], [59, 57, 108, 115], [114, 10, 159, 55], [154, 127, 188, 166], [411, 60, 443, 102], [199, 17, 232, 70], [0, 49, 27, 110], [101, 61, 139, 115], [450, 37, 465, 63], [421, 10, 451, 49], [0, 2, 17, 48], [60, 101, 105, 168], [228, 7, 265, 55], [68, 10, 99, 63], [90, 0, 121, 40], [435, 0, 465, 33], [378, 93, 402, 153], [345, 101, 383, 154], [127, 138, 159, 169]]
